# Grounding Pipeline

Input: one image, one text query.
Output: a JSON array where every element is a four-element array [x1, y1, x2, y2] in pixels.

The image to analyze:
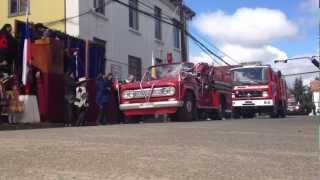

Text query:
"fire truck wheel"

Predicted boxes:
[[177, 93, 196, 121], [232, 110, 241, 119], [124, 116, 141, 124], [243, 112, 255, 118], [270, 105, 279, 118], [279, 106, 287, 118]]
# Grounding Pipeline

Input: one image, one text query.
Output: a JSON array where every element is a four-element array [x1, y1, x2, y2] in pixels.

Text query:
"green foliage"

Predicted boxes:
[[291, 78, 314, 114]]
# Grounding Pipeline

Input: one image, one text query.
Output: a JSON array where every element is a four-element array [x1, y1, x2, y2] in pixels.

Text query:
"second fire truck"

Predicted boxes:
[[231, 64, 288, 118]]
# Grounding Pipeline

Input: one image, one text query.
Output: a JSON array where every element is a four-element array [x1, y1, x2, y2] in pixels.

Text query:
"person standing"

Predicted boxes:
[[0, 24, 17, 75], [95, 74, 109, 125], [74, 77, 89, 126], [105, 73, 116, 124], [0, 74, 5, 123], [6, 83, 23, 124], [64, 71, 76, 126]]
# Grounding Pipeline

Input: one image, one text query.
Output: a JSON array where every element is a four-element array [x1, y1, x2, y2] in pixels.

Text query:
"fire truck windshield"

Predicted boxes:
[[232, 67, 267, 84], [148, 64, 182, 80]]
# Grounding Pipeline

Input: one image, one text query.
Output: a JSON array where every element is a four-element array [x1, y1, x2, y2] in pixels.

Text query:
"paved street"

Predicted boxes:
[[0, 116, 319, 180]]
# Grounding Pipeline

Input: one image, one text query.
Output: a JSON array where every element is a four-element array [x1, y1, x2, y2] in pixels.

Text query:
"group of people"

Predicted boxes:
[[64, 72, 115, 127], [0, 24, 23, 124], [0, 22, 125, 126]]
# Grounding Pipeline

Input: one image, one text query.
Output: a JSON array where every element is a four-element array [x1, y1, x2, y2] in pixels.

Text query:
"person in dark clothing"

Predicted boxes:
[[96, 73, 112, 125], [64, 48, 77, 74], [0, 24, 17, 75], [64, 71, 76, 126], [25, 65, 41, 95]]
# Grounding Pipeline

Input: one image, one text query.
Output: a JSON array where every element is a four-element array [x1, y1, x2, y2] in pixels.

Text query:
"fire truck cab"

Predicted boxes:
[[231, 64, 288, 118], [118, 62, 232, 122]]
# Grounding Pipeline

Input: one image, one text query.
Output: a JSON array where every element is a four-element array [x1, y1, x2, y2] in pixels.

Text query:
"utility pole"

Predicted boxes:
[[179, 0, 187, 62]]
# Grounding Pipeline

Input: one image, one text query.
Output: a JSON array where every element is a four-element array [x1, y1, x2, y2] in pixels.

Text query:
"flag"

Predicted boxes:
[[22, 20, 32, 85], [151, 51, 156, 79]]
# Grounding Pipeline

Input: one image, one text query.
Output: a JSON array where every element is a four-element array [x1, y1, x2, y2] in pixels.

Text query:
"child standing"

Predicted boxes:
[[6, 84, 23, 124]]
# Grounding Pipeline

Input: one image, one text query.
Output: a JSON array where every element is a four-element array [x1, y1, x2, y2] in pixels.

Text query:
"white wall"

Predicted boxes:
[[66, 0, 80, 37], [67, 0, 187, 80]]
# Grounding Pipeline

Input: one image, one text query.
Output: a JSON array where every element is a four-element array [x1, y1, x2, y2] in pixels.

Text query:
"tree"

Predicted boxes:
[[291, 77, 313, 114], [291, 78, 305, 104]]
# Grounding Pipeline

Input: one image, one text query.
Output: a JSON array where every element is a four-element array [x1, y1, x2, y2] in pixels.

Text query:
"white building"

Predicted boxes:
[[65, 0, 195, 80]]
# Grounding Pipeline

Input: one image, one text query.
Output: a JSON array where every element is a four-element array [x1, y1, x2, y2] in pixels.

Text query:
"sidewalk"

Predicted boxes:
[[0, 122, 64, 131]]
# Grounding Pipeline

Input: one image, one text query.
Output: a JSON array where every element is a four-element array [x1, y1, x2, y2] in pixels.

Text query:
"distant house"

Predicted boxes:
[[0, 0, 195, 81]]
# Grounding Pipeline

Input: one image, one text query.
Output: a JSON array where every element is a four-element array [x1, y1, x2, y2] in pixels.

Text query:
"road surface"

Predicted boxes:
[[0, 116, 318, 180]]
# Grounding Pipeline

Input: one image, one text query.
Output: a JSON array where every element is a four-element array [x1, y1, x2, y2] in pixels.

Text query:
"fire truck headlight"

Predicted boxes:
[[153, 87, 176, 97], [162, 87, 176, 96], [262, 91, 269, 97], [122, 90, 135, 99]]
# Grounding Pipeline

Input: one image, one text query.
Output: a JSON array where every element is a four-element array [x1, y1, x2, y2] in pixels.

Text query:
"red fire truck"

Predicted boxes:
[[118, 62, 233, 122], [231, 64, 288, 118]]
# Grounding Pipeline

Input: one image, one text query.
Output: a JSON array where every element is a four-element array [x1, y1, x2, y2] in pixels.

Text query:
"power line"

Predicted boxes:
[[186, 31, 231, 66], [44, 0, 114, 26], [284, 70, 320, 77], [142, 0, 239, 65], [111, 0, 229, 66], [190, 32, 240, 65], [44, 0, 228, 66]]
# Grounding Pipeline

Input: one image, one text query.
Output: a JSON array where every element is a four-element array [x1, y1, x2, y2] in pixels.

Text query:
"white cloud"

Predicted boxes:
[[193, 8, 298, 47], [191, 44, 288, 66], [191, 7, 317, 87], [220, 44, 288, 63], [191, 52, 216, 65]]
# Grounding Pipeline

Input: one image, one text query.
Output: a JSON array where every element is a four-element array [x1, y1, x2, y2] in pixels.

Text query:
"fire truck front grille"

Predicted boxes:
[[236, 91, 263, 98]]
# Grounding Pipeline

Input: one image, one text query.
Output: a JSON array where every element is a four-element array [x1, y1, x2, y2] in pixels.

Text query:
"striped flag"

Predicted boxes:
[[150, 51, 156, 78], [22, 20, 32, 85]]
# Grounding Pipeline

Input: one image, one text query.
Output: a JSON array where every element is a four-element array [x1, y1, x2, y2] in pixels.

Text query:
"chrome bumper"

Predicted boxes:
[[232, 99, 274, 107], [119, 101, 183, 110]]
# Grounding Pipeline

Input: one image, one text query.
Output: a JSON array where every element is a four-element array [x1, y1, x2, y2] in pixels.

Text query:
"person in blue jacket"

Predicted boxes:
[[96, 73, 113, 125]]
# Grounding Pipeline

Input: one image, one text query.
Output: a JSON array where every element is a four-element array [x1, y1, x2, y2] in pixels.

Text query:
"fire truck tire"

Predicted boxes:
[[177, 93, 196, 121], [232, 109, 241, 119], [124, 116, 141, 124], [279, 106, 287, 118], [243, 112, 255, 118], [270, 105, 279, 118]]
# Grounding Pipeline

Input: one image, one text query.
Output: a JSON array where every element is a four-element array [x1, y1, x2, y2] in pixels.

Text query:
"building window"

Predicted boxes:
[[154, 6, 162, 40], [94, 0, 105, 15], [9, 0, 28, 16], [111, 64, 122, 81], [129, 0, 139, 30], [128, 55, 142, 80], [173, 19, 180, 49]]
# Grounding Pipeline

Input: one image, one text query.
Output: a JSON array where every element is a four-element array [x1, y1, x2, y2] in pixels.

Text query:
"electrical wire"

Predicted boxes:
[[43, 0, 229, 66], [283, 70, 320, 77], [191, 33, 240, 65]]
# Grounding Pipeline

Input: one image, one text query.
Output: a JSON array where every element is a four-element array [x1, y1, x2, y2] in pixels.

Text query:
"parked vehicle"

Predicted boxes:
[[231, 64, 288, 118], [118, 62, 233, 122], [286, 95, 305, 115]]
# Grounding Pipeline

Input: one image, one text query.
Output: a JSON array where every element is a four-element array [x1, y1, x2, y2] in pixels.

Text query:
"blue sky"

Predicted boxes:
[[185, 0, 319, 85], [185, 0, 318, 60]]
